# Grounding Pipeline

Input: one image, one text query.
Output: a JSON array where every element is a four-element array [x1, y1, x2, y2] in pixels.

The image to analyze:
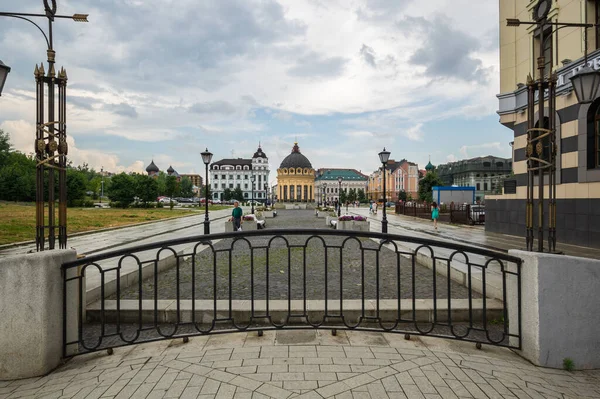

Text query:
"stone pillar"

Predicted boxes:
[[0, 249, 78, 379], [508, 250, 600, 369]]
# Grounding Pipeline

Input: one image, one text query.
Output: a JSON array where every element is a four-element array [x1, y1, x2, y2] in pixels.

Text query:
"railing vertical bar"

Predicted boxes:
[[191, 249, 196, 324], [176, 255, 181, 324], [361, 247, 365, 319], [376, 244, 380, 319], [213, 251, 217, 322], [78, 271, 83, 349], [303, 246, 307, 316], [396, 251, 401, 322], [266, 246, 270, 316], [116, 263, 121, 335], [339, 245, 343, 316], [138, 260, 143, 334], [447, 259, 452, 330], [467, 262, 473, 329], [62, 269, 67, 358], [288, 244, 292, 317], [482, 263, 488, 337], [517, 260, 522, 350], [228, 250, 233, 320], [251, 247, 255, 318], [432, 256, 437, 324], [411, 254, 416, 322], [153, 258, 158, 329], [501, 260, 508, 336], [100, 272, 105, 337], [324, 245, 328, 317]]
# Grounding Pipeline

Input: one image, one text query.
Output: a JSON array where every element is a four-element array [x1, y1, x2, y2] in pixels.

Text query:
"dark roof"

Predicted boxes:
[[146, 160, 159, 173], [280, 142, 312, 169], [211, 158, 252, 166], [253, 145, 267, 159], [167, 165, 175, 173]]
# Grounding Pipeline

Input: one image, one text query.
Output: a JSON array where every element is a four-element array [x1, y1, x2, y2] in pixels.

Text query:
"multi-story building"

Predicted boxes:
[[492, 0, 600, 248], [179, 174, 202, 188], [367, 159, 419, 201], [314, 169, 368, 204], [436, 156, 512, 201], [210, 145, 270, 202]]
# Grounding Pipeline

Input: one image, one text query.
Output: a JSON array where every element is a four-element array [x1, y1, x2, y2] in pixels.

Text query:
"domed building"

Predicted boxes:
[[146, 160, 159, 177], [277, 142, 315, 202]]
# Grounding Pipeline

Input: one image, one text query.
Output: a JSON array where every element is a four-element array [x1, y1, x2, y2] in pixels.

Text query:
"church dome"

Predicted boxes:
[[167, 165, 175, 174], [279, 142, 312, 169], [425, 161, 434, 171], [146, 160, 159, 173]]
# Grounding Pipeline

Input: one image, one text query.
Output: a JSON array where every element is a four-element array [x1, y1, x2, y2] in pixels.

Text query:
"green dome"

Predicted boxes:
[[425, 161, 434, 171]]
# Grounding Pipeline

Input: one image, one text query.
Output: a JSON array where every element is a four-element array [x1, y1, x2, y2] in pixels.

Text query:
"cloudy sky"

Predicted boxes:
[[0, 0, 511, 184]]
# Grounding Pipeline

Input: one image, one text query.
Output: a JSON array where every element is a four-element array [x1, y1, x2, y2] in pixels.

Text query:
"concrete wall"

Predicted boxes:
[[508, 250, 600, 369], [0, 250, 78, 380]]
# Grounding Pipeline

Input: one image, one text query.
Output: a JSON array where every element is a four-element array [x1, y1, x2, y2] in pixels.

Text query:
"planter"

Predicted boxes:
[[224, 220, 258, 232], [336, 220, 370, 232], [263, 211, 277, 218]]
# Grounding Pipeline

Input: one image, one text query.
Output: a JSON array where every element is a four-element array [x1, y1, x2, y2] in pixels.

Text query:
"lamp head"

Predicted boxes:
[[570, 66, 600, 104], [201, 148, 213, 165], [0, 60, 11, 97]]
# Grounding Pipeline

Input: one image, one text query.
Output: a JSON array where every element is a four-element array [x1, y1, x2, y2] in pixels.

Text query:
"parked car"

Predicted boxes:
[[212, 199, 222, 204], [468, 205, 485, 225], [158, 197, 178, 204], [200, 198, 213, 204]]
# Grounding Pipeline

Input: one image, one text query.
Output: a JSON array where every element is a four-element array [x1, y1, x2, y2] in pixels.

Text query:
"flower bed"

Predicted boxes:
[[338, 215, 367, 222]]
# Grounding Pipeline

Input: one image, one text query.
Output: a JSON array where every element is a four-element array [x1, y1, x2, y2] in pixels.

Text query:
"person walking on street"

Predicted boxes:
[[230, 200, 243, 231], [431, 201, 439, 231]]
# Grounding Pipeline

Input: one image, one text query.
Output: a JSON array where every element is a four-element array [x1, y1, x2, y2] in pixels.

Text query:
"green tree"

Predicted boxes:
[[339, 189, 347, 204], [347, 188, 357, 203], [88, 176, 102, 200], [165, 175, 179, 209], [156, 171, 167, 196], [418, 172, 443, 203], [0, 151, 36, 201], [66, 169, 87, 206], [232, 186, 244, 202], [398, 189, 407, 202], [201, 184, 212, 200], [134, 174, 158, 207], [223, 188, 233, 201], [0, 129, 11, 168], [357, 188, 366, 202], [107, 173, 135, 208], [179, 176, 194, 198]]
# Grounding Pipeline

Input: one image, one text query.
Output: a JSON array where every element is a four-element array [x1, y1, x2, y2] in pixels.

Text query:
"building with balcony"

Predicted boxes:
[[436, 156, 513, 201], [314, 169, 368, 204], [210, 145, 270, 202], [490, 0, 600, 248]]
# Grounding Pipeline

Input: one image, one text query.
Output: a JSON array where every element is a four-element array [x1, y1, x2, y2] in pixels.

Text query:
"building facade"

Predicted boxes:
[[180, 174, 202, 187], [314, 169, 368, 204], [210, 145, 270, 202], [436, 156, 513, 201], [492, 0, 600, 248], [277, 142, 315, 202], [367, 159, 419, 201]]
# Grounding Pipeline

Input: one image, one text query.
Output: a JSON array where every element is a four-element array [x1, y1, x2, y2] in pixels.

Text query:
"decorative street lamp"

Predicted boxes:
[[378, 148, 391, 234], [251, 174, 256, 214], [0, 1, 89, 251], [201, 148, 213, 234], [337, 176, 343, 217], [507, 1, 600, 252], [0, 60, 11, 96]]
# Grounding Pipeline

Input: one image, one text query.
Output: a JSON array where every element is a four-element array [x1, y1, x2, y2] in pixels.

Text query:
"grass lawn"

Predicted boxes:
[[0, 202, 210, 245]]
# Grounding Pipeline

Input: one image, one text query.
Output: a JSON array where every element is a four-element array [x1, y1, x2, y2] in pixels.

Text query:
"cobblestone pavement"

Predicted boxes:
[[2, 331, 599, 398], [112, 210, 479, 300]]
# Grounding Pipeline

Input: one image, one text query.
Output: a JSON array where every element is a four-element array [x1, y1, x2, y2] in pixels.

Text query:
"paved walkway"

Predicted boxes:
[[2, 330, 599, 398], [347, 207, 600, 260]]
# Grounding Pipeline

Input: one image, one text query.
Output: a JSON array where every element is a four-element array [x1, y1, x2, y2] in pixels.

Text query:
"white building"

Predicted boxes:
[[210, 145, 270, 202]]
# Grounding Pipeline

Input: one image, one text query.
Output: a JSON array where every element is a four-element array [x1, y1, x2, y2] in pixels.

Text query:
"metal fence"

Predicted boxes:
[[62, 229, 521, 357]]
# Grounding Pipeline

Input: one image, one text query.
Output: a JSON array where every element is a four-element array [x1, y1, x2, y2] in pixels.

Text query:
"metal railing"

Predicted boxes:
[[395, 203, 486, 225], [62, 229, 521, 357]]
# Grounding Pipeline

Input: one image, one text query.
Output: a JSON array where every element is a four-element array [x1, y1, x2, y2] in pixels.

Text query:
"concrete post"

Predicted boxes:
[[508, 250, 600, 369], [0, 250, 77, 380]]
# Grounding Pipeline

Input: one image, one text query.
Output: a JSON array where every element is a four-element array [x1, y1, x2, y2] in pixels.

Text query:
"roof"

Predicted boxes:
[[425, 161, 434, 170], [212, 158, 252, 166], [279, 142, 313, 169], [315, 168, 368, 182], [253, 145, 267, 159], [146, 160, 159, 173]]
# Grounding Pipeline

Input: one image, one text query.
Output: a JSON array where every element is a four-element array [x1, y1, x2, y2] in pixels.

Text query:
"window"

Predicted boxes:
[[237, 175, 240, 179], [237, 184, 240, 189], [244, 193, 248, 198], [214, 174, 218, 180], [221, 184, 225, 188], [476, 183, 481, 190], [484, 183, 488, 191], [244, 175, 248, 180], [245, 184, 248, 189], [213, 183, 217, 188], [221, 174, 226, 179], [587, 98, 600, 168], [229, 184, 233, 188]]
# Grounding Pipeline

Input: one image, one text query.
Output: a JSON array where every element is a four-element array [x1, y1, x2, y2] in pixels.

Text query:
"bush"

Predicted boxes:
[[157, 202, 164, 208]]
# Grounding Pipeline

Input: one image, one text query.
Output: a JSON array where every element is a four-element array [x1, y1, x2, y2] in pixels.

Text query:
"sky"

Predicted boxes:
[[0, 0, 512, 185]]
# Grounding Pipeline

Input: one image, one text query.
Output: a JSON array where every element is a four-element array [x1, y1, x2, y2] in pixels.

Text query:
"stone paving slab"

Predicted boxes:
[[2, 331, 599, 398]]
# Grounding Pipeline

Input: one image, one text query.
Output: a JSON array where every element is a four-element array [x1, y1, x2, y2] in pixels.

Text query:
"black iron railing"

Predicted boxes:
[[61, 229, 521, 357]]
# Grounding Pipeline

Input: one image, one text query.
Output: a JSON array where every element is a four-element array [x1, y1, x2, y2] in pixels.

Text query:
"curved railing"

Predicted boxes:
[[62, 229, 522, 357]]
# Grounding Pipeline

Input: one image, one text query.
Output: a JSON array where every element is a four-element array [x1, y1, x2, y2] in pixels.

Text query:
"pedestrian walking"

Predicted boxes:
[[369, 201, 373, 214], [230, 200, 243, 231], [431, 201, 439, 231]]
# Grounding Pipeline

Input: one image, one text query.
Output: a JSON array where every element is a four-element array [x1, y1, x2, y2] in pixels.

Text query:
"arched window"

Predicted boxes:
[[587, 97, 600, 169]]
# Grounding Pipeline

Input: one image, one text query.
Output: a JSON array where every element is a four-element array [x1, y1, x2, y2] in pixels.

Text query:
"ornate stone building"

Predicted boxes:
[[315, 169, 368, 204], [210, 145, 270, 202], [436, 156, 512, 201], [277, 142, 315, 202], [367, 159, 419, 201]]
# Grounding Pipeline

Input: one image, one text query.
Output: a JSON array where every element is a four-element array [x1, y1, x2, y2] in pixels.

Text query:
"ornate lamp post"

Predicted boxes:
[[507, 0, 600, 252], [0, 1, 88, 251], [337, 177, 342, 217], [251, 174, 256, 214], [201, 148, 213, 234], [379, 148, 391, 233], [0, 60, 11, 96]]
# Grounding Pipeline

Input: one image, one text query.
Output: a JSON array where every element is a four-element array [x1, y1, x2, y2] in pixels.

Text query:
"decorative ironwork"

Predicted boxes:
[[61, 229, 522, 357]]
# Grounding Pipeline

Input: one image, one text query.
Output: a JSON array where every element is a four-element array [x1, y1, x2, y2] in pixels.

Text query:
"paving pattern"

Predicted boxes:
[[2, 330, 599, 398]]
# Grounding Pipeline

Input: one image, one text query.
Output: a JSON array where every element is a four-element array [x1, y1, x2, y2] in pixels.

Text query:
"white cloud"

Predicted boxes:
[[459, 142, 504, 158], [404, 123, 424, 141], [447, 154, 457, 162]]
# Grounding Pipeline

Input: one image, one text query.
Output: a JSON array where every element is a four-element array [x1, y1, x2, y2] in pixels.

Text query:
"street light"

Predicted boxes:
[[507, 1, 600, 252], [322, 182, 326, 206], [251, 174, 256, 214], [201, 148, 213, 234], [0, 60, 11, 96], [379, 147, 391, 234], [100, 166, 104, 204], [0, 1, 89, 251], [337, 177, 342, 217]]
